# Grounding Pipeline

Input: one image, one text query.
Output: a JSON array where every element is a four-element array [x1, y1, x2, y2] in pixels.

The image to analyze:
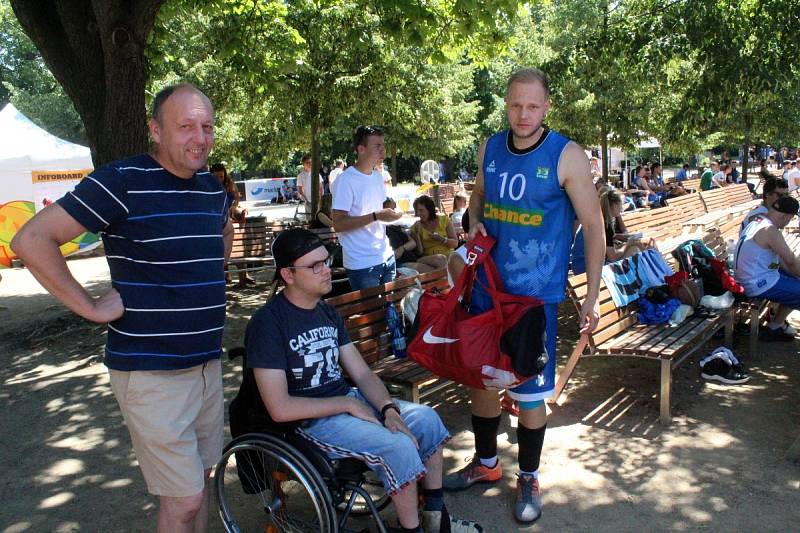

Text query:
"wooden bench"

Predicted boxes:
[[699, 188, 730, 212], [556, 268, 734, 424], [228, 217, 275, 273], [666, 193, 705, 224], [621, 205, 682, 241], [726, 183, 754, 206], [681, 178, 702, 192], [325, 269, 451, 402], [228, 218, 307, 274]]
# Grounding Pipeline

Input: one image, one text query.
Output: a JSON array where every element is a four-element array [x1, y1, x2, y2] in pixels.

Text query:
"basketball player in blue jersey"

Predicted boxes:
[[442, 68, 605, 523]]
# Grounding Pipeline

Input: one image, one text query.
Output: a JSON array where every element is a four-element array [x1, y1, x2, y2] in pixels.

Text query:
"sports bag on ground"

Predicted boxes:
[[407, 233, 548, 390]]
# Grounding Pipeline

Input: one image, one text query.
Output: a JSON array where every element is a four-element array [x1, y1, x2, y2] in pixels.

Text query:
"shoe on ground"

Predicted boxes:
[[442, 456, 502, 491], [700, 358, 751, 384], [780, 322, 797, 336], [422, 509, 483, 533], [514, 473, 542, 523], [759, 325, 795, 342]]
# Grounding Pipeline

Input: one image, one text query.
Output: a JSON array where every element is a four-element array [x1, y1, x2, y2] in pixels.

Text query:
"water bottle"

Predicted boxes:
[[385, 302, 407, 358], [725, 239, 736, 271]]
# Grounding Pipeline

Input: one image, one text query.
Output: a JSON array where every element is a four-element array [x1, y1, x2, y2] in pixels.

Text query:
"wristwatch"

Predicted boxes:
[[380, 402, 401, 421]]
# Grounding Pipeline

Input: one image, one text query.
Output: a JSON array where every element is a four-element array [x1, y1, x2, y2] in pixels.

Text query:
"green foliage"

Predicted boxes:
[[0, 0, 85, 143]]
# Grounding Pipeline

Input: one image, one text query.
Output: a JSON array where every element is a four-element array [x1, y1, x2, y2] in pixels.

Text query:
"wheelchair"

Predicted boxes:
[[215, 349, 392, 532]]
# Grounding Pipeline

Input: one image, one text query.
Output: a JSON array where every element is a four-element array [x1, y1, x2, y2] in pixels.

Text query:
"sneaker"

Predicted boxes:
[[442, 456, 502, 491], [422, 509, 483, 533], [759, 325, 795, 342], [700, 358, 751, 384], [781, 322, 797, 336], [514, 473, 542, 523]]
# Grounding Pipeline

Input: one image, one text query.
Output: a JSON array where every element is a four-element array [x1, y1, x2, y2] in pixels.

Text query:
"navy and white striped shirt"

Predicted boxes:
[[58, 154, 228, 371]]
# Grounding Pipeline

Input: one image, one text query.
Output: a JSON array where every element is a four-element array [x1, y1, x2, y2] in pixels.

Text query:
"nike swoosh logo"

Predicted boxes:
[[422, 326, 459, 344]]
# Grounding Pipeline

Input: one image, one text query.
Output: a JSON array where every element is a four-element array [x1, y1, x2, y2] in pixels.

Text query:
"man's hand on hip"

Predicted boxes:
[[88, 288, 125, 323]]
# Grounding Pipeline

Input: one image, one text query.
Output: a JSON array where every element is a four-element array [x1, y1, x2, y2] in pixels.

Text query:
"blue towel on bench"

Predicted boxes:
[[602, 249, 674, 308]]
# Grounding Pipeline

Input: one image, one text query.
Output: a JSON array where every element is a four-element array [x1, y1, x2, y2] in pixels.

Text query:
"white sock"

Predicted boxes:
[[479, 456, 498, 468], [767, 321, 783, 330], [519, 470, 538, 479]]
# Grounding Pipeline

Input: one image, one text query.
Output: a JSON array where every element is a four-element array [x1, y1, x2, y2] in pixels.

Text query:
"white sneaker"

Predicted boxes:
[[781, 322, 797, 336]]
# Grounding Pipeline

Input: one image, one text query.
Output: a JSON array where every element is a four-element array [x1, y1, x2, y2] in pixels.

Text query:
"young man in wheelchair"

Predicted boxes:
[[245, 228, 483, 533]]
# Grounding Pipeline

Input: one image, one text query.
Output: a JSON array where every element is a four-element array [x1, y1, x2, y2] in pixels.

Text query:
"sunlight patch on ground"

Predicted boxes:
[[100, 478, 133, 489], [48, 427, 107, 451], [37, 491, 74, 509], [663, 426, 737, 451], [4, 521, 32, 532], [5, 358, 93, 386], [34, 459, 84, 485]]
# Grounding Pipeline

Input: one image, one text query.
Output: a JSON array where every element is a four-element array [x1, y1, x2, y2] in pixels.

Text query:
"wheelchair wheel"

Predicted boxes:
[[337, 469, 391, 516], [215, 434, 336, 532]]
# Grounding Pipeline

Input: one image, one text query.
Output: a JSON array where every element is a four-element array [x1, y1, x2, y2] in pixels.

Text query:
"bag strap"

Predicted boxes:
[[460, 234, 496, 306]]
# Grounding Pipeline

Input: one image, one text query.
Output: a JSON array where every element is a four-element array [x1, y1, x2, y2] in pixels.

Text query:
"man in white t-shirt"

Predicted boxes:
[[710, 162, 728, 188], [376, 160, 393, 189], [328, 159, 345, 189], [741, 176, 788, 235], [297, 154, 322, 207], [786, 160, 800, 191], [332, 125, 403, 290]]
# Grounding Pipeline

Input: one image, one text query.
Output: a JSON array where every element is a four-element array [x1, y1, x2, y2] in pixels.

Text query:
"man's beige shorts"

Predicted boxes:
[[109, 359, 224, 497]]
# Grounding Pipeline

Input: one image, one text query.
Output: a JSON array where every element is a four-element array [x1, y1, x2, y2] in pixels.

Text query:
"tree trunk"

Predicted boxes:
[[310, 109, 321, 218], [391, 145, 398, 185], [600, 125, 609, 181], [742, 114, 751, 190], [10, 0, 166, 167]]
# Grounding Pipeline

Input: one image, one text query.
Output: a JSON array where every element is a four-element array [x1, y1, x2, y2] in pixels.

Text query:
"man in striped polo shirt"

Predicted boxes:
[[12, 84, 233, 532]]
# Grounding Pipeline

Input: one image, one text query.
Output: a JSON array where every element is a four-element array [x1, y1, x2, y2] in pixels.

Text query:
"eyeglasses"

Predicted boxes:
[[287, 255, 332, 274]]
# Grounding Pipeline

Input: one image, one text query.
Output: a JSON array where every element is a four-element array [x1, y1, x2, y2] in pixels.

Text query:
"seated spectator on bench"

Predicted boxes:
[[710, 162, 729, 189], [450, 193, 468, 234], [635, 164, 667, 207], [281, 179, 299, 203], [245, 228, 483, 533], [700, 163, 715, 190], [383, 198, 437, 274], [735, 195, 800, 341], [600, 189, 655, 262], [741, 177, 788, 234], [787, 160, 800, 191], [410, 195, 457, 270], [676, 164, 690, 182]]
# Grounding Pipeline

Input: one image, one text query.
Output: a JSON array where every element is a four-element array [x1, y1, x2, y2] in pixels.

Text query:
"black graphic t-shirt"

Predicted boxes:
[[245, 292, 352, 398]]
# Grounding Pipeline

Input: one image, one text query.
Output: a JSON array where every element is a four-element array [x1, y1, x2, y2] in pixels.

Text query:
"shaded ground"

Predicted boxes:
[[1, 256, 799, 532]]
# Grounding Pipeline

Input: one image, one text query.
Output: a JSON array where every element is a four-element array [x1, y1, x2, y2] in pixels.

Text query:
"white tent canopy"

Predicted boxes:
[[0, 103, 93, 205]]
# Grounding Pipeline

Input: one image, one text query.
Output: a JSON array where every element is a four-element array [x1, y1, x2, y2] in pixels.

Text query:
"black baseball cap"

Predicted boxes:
[[772, 195, 800, 215], [271, 228, 327, 283]]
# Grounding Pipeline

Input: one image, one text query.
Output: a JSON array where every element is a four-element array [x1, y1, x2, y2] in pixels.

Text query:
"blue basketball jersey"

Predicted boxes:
[[472, 128, 575, 310]]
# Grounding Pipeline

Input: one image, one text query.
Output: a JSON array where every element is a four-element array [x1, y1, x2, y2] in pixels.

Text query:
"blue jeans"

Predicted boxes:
[[296, 389, 450, 495], [346, 256, 396, 291]]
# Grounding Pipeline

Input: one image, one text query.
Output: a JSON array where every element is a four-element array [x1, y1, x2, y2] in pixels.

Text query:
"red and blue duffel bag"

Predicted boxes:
[[407, 233, 549, 390]]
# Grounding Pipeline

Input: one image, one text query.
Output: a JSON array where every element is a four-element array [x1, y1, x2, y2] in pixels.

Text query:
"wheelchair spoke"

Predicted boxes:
[[215, 440, 335, 533]]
